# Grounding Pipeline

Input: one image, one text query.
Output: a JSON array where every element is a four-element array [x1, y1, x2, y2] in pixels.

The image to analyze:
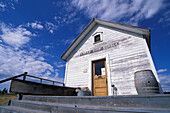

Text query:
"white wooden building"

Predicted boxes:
[[61, 18, 162, 96]]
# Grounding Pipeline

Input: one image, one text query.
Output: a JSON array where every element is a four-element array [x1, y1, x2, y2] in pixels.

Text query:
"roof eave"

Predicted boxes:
[[95, 18, 150, 37], [61, 18, 96, 61]]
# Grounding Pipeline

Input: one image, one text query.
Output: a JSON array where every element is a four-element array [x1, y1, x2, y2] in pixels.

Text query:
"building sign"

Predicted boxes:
[[76, 36, 131, 57]]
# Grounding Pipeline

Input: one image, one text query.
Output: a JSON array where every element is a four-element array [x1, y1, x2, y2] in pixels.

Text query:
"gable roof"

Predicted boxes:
[[61, 18, 150, 61]]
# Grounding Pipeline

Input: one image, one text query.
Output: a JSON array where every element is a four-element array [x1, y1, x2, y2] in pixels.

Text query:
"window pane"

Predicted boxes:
[[94, 35, 100, 42], [95, 61, 105, 76]]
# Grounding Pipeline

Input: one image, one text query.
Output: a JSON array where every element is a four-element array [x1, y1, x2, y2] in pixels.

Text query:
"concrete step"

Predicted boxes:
[[1, 95, 170, 113], [22, 94, 170, 108], [8, 100, 170, 113], [0, 105, 48, 113]]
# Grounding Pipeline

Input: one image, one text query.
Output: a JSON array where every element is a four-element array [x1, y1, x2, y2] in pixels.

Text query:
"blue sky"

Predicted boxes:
[[0, 0, 170, 92]]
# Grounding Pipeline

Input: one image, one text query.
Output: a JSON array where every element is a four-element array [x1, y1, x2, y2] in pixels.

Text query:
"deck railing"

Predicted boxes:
[[0, 72, 64, 86]]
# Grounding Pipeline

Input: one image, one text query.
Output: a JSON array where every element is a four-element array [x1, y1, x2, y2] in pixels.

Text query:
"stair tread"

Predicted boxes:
[[11, 100, 170, 112], [23, 94, 170, 98], [22, 95, 170, 108], [0, 105, 48, 113]]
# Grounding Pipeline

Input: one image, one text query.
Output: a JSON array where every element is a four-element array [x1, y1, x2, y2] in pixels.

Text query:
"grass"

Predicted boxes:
[[0, 94, 17, 105]]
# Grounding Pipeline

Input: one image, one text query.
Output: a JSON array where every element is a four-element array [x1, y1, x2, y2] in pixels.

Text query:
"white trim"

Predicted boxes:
[[93, 32, 103, 44], [143, 38, 163, 93], [88, 54, 112, 96], [64, 61, 68, 86]]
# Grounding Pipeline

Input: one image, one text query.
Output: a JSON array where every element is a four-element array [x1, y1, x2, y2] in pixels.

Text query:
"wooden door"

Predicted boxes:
[[93, 59, 108, 96]]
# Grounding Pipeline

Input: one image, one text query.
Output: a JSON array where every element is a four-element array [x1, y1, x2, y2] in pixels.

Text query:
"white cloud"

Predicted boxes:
[[45, 22, 58, 34], [44, 45, 52, 49], [43, 69, 64, 83], [0, 45, 53, 77], [27, 21, 43, 29], [37, 56, 45, 61], [158, 74, 170, 92], [0, 44, 65, 88], [71, 0, 163, 25], [52, 1, 79, 25], [61, 39, 74, 45], [0, 0, 18, 11], [158, 10, 170, 27], [0, 3, 6, 9], [77, 24, 86, 34], [157, 69, 168, 73], [0, 23, 64, 90], [54, 62, 65, 68], [42, 75, 64, 84], [0, 23, 34, 48], [43, 70, 52, 76], [49, 30, 53, 34], [54, 12, 79, 25]]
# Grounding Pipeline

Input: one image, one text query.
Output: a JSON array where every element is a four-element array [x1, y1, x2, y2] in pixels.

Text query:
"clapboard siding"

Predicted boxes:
[[64, 24, 159, 95]]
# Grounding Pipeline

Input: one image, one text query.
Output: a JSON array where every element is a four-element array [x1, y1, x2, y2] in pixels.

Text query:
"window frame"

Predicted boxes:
[[93, 32, 103, 44]]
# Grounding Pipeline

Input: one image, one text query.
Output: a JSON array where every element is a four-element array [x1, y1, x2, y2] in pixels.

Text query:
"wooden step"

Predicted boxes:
[[22, 94, 170, 108], [0, 105, 48, 113], [1, 94, 170, 113], [5, 100, 170, 113]]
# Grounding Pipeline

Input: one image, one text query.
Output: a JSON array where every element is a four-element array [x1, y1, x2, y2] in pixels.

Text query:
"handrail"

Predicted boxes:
[[0, 73, 26, 84], [0, 72, 64, 86], [26, 74, 64, 85]]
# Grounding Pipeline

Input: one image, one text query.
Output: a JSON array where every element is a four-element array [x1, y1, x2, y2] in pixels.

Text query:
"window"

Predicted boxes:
[[95, 61, 105, 76], [94, 35, 101, 43], [93, 32, 103, 44]]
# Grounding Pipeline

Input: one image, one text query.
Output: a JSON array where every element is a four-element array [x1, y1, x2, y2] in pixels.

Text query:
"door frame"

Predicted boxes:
[[92, 59, 108, 96], [88, 54, 112, 96]]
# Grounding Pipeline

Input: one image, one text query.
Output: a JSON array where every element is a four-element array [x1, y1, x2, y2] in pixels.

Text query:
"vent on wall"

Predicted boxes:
[[93, 32, 103, 44]]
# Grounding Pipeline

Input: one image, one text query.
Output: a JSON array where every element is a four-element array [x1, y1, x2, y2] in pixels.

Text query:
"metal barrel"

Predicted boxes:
[[134, 70, 159, 95]]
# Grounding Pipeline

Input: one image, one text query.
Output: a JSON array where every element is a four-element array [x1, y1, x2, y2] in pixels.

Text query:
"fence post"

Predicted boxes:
[[23, 72, 27, 81], [40, 79, 42, 83]]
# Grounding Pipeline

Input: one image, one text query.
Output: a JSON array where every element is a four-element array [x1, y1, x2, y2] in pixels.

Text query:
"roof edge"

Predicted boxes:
[[95, 18, 150, 31], [61, 18, 96, 61]]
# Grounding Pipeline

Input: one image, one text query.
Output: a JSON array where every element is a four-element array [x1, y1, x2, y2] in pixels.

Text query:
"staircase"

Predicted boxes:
[[0, 95, 170, 113]]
